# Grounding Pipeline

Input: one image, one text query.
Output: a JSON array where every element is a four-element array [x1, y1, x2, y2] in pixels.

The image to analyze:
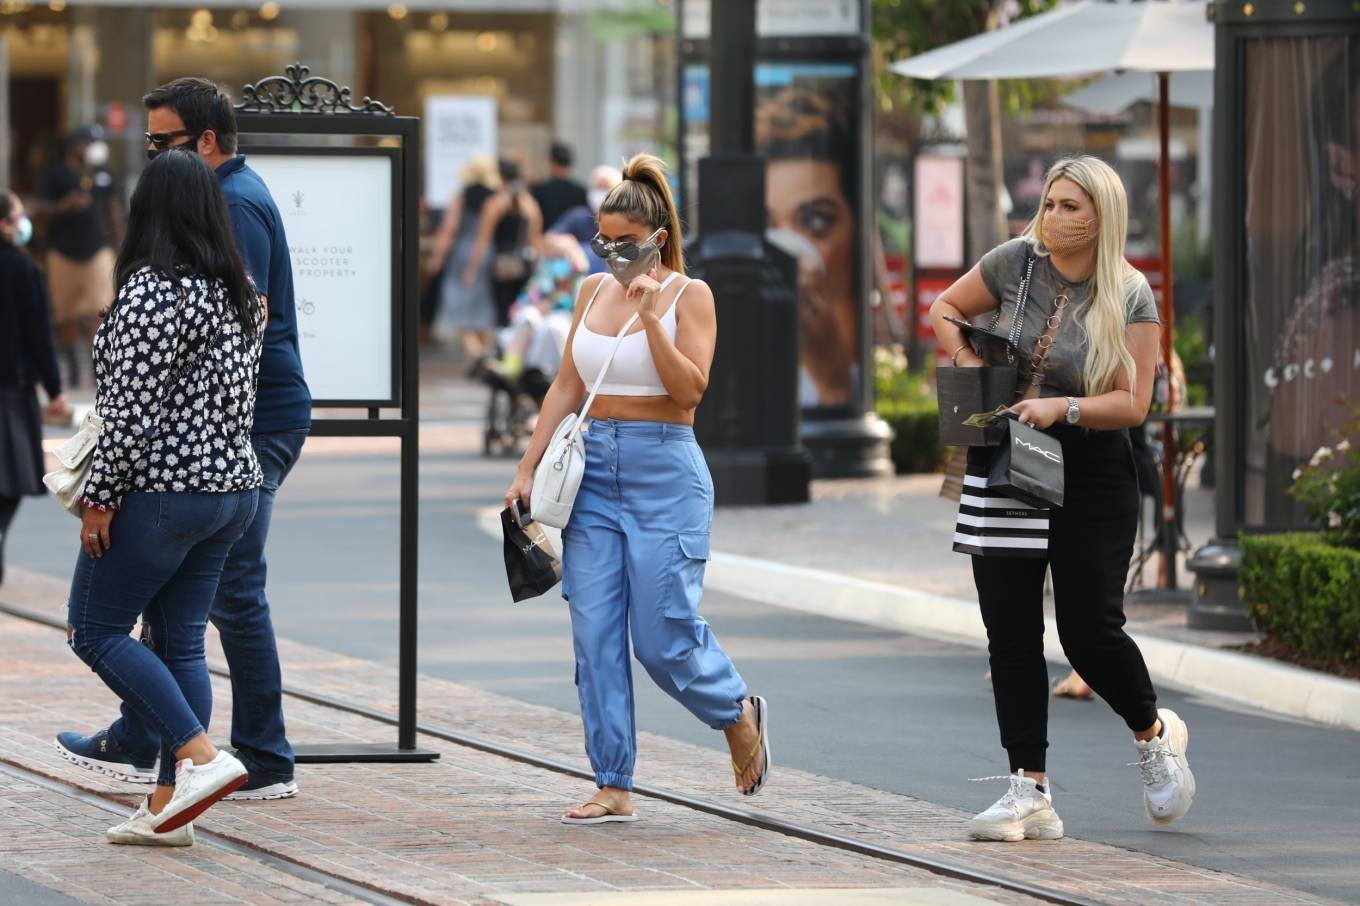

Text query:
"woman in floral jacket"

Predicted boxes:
[[66, 150, 265, 844]]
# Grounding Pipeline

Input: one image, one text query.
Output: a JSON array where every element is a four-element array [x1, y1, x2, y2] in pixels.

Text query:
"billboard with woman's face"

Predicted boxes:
[[1243, 36, 1358, 527], [683, 62, 861, 412]]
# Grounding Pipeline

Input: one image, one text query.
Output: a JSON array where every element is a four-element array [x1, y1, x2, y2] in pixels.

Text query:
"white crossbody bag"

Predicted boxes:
[[42, 409, 105, 517], [530, 311, 641, 529]]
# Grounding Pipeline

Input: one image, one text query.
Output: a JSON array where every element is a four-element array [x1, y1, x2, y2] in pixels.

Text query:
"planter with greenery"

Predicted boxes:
[[873, 347, 942, 474], [1239, 408, 1360, 671]]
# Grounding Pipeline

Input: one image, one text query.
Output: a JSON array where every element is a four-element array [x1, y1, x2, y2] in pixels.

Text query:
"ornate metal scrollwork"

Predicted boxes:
[[236, 63, 394, 116]]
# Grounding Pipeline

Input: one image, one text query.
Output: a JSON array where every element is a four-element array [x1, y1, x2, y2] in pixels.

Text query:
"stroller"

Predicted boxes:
[[482, 353, 552, 457], [481, 246, 583, 457]]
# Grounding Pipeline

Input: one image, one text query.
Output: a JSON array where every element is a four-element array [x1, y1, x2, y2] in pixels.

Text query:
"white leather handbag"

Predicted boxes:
[[530, 311, 640, 529], [42, 409, 105, 518]]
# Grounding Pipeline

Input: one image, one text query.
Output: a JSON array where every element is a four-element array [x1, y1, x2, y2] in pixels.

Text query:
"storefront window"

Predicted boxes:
[[1243, 36, 1359, 527]]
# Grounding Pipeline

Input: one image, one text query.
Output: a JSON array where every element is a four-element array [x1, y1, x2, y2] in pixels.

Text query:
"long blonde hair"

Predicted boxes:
[[1020, 156, 1142, 396], [598, 153, 685, 276]]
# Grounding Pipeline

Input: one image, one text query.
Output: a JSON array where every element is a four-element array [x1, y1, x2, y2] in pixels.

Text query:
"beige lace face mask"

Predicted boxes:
[[1041, 212, 1098, 255]]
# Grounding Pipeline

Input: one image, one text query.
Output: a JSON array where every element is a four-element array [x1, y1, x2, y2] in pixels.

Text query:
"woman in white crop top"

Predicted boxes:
[[505, 153, 771, 825]]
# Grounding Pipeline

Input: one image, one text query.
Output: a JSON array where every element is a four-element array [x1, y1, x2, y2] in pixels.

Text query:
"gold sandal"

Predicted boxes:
[[731, 695, 771, 797], [560, 799, 638, 825]]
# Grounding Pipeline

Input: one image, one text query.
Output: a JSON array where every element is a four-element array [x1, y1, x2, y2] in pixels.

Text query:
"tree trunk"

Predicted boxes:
[[963, 77, 1007, 262]]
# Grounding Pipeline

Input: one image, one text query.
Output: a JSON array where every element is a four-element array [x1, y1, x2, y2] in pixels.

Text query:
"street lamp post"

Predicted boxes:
[[688, 0, 811, 505]]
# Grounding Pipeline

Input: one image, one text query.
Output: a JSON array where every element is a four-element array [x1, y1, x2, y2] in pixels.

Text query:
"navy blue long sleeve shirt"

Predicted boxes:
[[217, 155, 311, 433]]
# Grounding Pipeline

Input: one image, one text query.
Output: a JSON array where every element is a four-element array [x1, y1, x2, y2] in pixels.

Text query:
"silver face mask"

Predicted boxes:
[[593, 227, 663, 286]]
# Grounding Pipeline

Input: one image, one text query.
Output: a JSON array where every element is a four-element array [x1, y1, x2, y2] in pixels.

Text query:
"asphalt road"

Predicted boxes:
[[9, 407, 1359, 903]]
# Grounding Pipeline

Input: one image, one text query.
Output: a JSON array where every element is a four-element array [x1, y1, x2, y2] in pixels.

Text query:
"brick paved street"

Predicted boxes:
[[0, 568, 1337, 906]]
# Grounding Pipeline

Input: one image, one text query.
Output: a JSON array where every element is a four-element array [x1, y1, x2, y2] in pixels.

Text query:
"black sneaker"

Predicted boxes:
[[55, 729, 157, 784], [223, 774, 298, 801]]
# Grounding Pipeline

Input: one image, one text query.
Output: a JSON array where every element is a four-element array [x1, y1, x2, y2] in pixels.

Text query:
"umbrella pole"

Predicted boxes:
[[1158, 71, 1179, 590]]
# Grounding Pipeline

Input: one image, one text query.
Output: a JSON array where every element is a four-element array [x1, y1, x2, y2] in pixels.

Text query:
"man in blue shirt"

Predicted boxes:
[[56, 78, 310, 802]]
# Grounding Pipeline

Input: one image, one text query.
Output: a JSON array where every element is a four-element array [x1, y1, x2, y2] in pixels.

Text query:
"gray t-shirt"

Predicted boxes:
[[977, 238, 1160, 398]]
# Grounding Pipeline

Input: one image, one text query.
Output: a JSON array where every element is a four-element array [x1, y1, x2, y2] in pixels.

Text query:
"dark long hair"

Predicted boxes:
[[114, 150, 257, 337]]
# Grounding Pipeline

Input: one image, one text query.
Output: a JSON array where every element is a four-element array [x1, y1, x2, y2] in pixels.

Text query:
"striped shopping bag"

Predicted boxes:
[[952, 449, 1050, 558]]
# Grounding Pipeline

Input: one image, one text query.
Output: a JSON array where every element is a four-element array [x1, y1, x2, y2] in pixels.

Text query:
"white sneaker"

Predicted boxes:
[[968, 770, 1064, 841], [106, 797, 194, 846], [1133, 707, 1196, 825], [152, 751, 248, 833]]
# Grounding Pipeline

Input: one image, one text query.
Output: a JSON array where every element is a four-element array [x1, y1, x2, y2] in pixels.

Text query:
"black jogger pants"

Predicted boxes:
[[971, 424, 1159, 773]]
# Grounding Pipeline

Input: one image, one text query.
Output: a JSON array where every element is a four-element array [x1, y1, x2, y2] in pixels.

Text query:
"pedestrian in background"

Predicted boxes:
[[65, 149, 264, 845], [58, 76, 310, 805], [32, 125, 122, 389], [548, 164, 623, 275], [465, 158, 542, 329], [428, 155, 502, 365], [531, 141, 588, 233], [504, 153, 770, 825], [930, 156, 1196, 842], [0, 189, 72, 586]]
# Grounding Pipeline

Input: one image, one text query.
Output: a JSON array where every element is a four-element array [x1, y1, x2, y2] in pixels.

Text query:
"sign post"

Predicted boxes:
[[236, 64, 436, 762]]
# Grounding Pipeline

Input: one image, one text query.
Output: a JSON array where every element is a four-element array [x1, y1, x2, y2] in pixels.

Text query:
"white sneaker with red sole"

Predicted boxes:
[[152, 751, 248, 833]]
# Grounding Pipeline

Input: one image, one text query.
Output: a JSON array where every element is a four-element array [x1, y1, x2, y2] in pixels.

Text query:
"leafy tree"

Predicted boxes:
[[871, 0, 1062, 259], [871, 0, 1062, 117]]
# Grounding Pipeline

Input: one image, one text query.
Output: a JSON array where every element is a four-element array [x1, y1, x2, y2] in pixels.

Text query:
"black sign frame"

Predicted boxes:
[[235, 64, 435, 763]]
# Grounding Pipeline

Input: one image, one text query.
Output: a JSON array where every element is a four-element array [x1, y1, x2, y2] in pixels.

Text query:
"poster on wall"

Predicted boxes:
[[913, 155, 965, 270], [423, 95, 497, 209], [684, 61, 861, 411], [247, 151, 395, 404], [1243, 36, 1358, 527]]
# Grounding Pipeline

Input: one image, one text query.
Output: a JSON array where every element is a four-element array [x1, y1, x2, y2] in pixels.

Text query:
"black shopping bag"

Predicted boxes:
[[987, 414, 1065, 508], [501, 503, 562, 602], [937, 317, 1019, 447], [937, 367, 1020, 447]]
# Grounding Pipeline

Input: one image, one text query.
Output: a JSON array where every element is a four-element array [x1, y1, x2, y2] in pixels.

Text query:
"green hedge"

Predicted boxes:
[[1240, 533, 1360, 665], [877, 400, 943, 474]]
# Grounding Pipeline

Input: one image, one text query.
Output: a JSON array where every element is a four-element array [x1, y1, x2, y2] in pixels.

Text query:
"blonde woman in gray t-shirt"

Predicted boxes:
[[930, 156, 1198, 842]]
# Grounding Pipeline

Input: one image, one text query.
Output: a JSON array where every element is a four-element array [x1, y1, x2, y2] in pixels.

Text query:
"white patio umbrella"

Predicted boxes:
[[1062, 69, 1213, 115], [1064, 70, 1214, 242], [892, 0, 1214, 590]]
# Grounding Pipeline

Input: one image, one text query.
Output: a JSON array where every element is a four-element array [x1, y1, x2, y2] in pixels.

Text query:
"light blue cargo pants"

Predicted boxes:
[[560, 419, 748, 791]]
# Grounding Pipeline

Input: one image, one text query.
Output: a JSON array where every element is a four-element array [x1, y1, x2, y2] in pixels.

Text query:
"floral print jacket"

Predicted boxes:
[[81, 267, 265, 511]]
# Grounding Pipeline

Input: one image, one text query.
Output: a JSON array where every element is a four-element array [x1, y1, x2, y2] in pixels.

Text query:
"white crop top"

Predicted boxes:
[[571, 271, 692, 396]]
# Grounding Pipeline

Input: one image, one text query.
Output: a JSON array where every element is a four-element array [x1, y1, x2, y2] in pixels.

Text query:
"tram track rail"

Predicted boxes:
[[0, 759, 420, 906], [1, 599, 1099, 906]]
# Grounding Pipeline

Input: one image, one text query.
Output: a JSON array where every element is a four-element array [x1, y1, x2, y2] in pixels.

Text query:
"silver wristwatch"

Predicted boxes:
[[1065, 396, 1081, 425]]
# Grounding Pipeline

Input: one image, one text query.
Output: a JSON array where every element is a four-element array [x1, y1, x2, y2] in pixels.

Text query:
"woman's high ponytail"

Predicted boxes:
[[599, 153, 685, 275]]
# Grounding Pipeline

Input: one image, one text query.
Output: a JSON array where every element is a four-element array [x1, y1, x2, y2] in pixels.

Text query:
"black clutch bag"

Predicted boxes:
[[936, 248, 1036, 447], [937, 317, 1019, 447], [937, 368, 1018, 447]]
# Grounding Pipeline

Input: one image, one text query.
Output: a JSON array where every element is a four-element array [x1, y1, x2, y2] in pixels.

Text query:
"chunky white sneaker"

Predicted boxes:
[[968, 770, 1064, 842], [106, 797, 194, 846], [152, 751, 248, 833], [1133, 707, 1196, 825]]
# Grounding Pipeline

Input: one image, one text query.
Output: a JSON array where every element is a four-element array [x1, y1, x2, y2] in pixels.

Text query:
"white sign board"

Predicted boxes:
[[682, 0, 860, 38], [248, 152, 394, 403], [914, 156, 966, 270], [424, 95, 497, 207]]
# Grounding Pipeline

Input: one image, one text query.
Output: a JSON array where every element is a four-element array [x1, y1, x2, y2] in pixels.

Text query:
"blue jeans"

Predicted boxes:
[[108, 431, 307, 782], [68, 489, 259, 786], [561, 420, 747, 791]]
